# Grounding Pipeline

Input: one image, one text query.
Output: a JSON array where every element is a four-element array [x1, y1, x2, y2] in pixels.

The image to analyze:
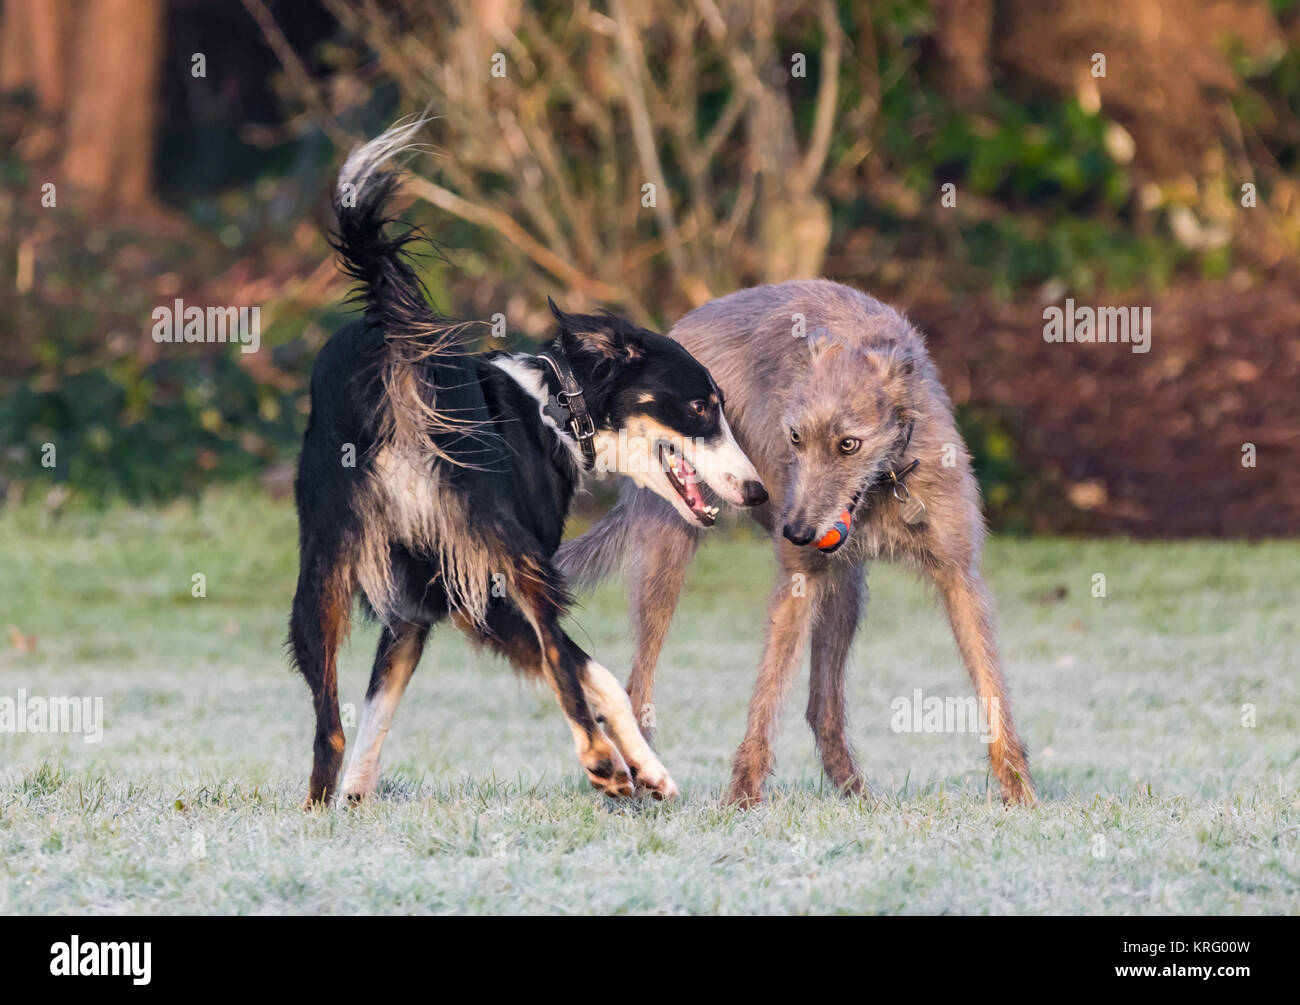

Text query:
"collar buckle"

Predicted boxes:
[[557, 391, 596, 442], [537, 345, 598, 471], [888, 458, 926, 525], [888, 458, 921, 501]]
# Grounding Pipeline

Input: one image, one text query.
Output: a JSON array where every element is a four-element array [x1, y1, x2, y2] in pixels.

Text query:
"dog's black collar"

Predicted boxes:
[[536, 340, 597, 471], [852, 420, 919, 512]]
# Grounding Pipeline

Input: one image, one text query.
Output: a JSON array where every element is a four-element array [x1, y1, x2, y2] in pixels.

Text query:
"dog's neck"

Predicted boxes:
[[489, 349, 606, 472], [532, 342, 605, 470]]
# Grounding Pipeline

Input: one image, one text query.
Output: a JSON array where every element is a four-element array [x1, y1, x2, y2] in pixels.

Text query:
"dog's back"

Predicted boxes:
[[557, 280, 941, 585]]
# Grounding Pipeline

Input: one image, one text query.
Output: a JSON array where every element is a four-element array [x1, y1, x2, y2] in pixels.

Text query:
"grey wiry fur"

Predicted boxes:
[[558, 279, 1035, 806]]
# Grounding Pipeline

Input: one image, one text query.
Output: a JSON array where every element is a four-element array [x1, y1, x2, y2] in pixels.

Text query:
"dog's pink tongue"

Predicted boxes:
[[681, 458, 704, 508]]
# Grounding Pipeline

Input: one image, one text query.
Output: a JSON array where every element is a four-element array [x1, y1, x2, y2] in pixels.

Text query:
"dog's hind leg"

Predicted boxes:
[[289, 556, 355, 808], [934, 564, 1036, 805], [727, 541, 822, 806], [341, 620, 429, 804], [807, 561, 868, 796], [625, 491, 702, 742], [458, 587, 638, 799]]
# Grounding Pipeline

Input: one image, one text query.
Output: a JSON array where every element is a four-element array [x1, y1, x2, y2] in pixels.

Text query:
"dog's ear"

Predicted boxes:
[[552, 303, 645, 362], [547, 296, 574, 329], [800, 325, 841, 365], [860, 345, 916, 379], [865, 347, 919, 426], [570, 328, 645, 362], [887, 348, 917, 379]]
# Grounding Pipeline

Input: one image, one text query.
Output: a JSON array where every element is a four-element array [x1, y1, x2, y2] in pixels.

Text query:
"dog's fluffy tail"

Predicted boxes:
[[334, 116, 438, 339], [560, 482, 707, 592], [333, 117, 486, 464], [555, 489, 639, 592]]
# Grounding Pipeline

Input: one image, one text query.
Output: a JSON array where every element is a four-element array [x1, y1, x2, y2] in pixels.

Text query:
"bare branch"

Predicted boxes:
[[402, 176, 626, 303], [610, 0, 693, 291], [795, 0, 843, 193], [241, 0, 352, 150]]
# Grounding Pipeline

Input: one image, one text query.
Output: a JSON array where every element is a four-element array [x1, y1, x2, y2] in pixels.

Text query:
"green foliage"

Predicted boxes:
[[3, 354, 302, 501], [1229, 38, 1300, 173], [834, 0, 1212, 299], [0, 126, 372, 503], [962, 216, 1185, 299]]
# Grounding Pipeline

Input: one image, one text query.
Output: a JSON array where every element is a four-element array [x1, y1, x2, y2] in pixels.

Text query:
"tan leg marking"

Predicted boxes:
[[583, 662, 679, 800]]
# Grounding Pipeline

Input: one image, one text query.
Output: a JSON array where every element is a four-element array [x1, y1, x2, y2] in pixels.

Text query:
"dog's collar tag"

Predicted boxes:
[[537, 344, 597, 471], [541, 394, 569, 428], [899, 492, 927, 525], [889, 459, 927, 526]]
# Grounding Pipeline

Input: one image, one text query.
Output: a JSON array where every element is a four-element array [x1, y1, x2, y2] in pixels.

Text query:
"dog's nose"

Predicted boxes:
[[742, 480, 768, 507], [782, 523, 816, 546]]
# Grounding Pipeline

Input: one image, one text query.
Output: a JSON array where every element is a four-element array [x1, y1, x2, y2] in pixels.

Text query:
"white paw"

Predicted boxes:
[[340, 766, 378, 805], [629, 754, 679, 801]]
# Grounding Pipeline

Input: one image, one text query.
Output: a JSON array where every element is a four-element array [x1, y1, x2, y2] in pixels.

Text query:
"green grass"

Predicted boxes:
[[1, 489, 1297, 914]]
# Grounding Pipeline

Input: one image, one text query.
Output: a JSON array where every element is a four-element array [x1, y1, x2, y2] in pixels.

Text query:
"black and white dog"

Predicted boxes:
[[290, 121, 766, 806]]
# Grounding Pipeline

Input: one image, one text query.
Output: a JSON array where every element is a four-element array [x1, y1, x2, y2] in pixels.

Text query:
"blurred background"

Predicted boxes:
[[2, 0, 1298, 536]]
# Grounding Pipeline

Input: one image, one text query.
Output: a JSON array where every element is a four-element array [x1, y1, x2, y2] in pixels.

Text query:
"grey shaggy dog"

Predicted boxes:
[[558, 279, 1035, 806]]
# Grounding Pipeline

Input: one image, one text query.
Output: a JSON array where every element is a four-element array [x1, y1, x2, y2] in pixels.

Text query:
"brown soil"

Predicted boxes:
[[909, 276, 1300, 537]]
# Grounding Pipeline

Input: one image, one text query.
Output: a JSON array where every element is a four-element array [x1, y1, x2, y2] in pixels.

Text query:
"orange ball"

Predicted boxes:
[[815, 509, 852, 551]]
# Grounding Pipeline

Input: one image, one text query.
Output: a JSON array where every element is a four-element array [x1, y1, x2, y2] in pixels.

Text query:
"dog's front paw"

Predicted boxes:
[[630, 758, 679, 801], [340, 766, 378, 806], [583, 738, 635, 798]]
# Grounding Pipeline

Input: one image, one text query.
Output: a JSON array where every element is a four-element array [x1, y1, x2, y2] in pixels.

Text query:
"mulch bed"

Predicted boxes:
[[908, 277, 1300, 537]]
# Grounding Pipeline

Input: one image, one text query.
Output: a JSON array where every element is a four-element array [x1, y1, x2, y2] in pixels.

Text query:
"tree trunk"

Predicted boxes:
[[932, 0, 993, 102], [1, 0, 79, 115], [59, 0, 165, 209]]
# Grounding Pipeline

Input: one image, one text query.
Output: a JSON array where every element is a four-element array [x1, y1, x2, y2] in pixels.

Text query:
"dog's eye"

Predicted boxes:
[[789, 428, 801, 445], [839, 437, 860, 455], [689, 399, 708, 417]]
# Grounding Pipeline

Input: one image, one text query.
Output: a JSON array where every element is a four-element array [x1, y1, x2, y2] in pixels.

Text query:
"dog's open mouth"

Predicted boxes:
[[659, 442, 717, 526]]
